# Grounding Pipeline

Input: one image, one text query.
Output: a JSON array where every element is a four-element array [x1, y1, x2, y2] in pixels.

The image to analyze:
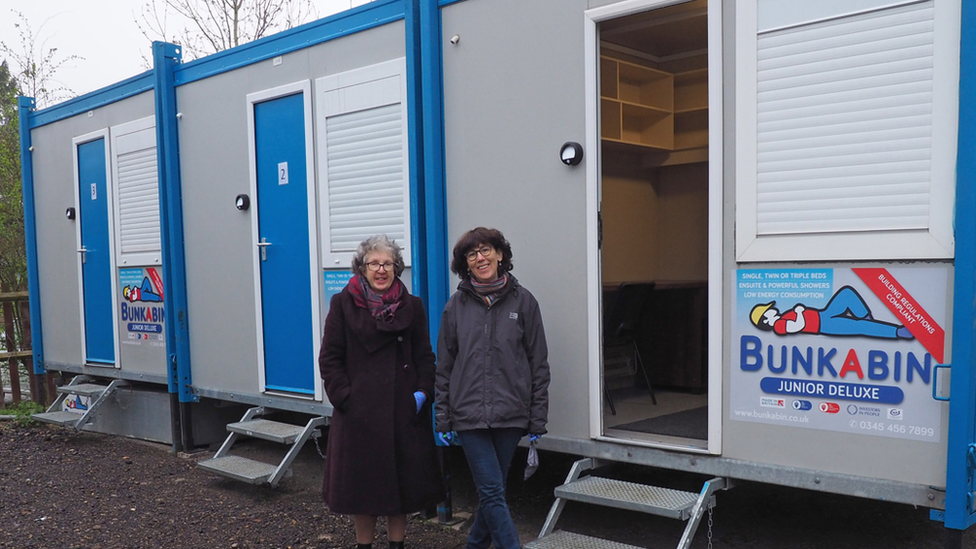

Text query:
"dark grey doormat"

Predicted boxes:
[[613, 406, 707, 440]]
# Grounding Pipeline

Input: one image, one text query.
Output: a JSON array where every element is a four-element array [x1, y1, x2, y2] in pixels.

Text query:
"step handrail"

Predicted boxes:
[[676, 477, 730, 549]]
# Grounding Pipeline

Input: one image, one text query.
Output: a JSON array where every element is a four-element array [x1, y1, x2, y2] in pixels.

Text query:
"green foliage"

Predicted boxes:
[[0, 399, 43, 427], [0, 60, 25, 292]]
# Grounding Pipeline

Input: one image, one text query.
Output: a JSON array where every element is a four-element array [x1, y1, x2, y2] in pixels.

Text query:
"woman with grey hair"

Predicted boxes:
[[319, 235, 443, 549]]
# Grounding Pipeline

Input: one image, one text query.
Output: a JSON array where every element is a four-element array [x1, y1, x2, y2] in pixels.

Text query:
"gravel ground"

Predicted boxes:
[[2, 422, 976, 548]]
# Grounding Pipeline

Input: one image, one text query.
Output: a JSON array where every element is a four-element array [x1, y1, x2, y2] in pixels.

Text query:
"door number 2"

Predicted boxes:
[[278, 162, 289, 185]]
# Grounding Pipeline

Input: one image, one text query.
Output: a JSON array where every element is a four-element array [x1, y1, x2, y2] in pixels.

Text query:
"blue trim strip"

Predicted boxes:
[[153, 42, 196, 403], [944, 0, 976, 531], [28, 72, 154, 129], [18, 96, 44, 374], [438, 0, 467, 6], [174, 0, 405, 86], [405, 0, 428, 305], [420, 0, 449, 344]]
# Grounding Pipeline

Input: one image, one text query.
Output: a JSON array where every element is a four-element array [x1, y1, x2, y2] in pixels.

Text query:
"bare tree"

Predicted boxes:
[[137, 0, 317, 62], [0, 10, 83, 108]]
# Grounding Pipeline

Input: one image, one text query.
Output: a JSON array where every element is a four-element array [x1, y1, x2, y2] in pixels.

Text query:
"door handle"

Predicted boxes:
[[77, 247, 87, 264], [257, 238, 272, 261]]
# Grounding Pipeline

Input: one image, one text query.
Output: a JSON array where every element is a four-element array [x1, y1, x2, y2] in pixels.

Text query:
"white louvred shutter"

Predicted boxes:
[[111, 118, 161, 265], [736, 0, 957, 261], [316, 58, 410, 268], [117, 143, 160, 253], [756, 2, 934, 236], [325, 103, 405, 252]]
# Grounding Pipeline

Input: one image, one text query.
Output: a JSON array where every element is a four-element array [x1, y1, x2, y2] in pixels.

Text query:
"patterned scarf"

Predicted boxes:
[[348, 274, 404, 322], [470, 274, 508, 307]]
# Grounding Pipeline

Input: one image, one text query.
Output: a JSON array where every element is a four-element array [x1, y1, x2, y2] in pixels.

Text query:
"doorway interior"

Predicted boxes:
[[598, 0, 709, 447]]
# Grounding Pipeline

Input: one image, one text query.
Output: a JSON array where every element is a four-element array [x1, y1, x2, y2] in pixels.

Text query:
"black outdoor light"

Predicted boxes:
[[65, 207, 76, 220], [560, 141, 584, 166], [235, 194, 250, 211]]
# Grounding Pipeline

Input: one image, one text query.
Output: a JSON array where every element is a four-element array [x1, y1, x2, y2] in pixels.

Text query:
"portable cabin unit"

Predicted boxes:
[[18, 0, 976, 543], [20, 1, 425, 462], [432, 0, 976, 543]]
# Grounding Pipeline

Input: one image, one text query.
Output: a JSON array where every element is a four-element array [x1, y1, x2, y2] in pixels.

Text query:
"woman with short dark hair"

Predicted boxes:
[[320, 235, 443, 549], [435, 227, 551, 549]]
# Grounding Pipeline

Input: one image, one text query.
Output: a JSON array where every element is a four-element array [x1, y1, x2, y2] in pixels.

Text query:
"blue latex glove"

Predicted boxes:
[[413, 391, 426, 414], [529, 434, 541, 443], [435, 431, 456, 446]]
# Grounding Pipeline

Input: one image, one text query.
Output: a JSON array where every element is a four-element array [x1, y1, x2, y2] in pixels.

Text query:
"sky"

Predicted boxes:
[[0, 0, 370, 102]]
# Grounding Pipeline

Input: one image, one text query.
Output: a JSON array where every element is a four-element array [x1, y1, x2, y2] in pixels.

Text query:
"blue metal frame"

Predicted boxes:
[[174, 0, 405, 85], [420, 0, 450, 345], [405, 0, 428, 306], [153, 42, 196, 403], [17, 96, 44, 374], [28, 73, 153, 129], [942, 0, 976, 531]]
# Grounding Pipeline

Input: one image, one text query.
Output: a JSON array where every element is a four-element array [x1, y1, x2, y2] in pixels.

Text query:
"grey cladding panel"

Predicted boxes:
[[442, 0, 590, 439]]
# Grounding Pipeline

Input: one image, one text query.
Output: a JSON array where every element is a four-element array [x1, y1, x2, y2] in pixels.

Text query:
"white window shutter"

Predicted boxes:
[[736, 0, 958, 261], [316, 59, 410, 268], [325, 104, 405, 252], [756, 3, 934, 236], [111, 118, 161, 265]]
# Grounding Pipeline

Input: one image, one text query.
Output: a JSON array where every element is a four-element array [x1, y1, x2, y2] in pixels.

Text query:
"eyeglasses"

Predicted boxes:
[[465, 246, 494, 261], [366, 262, 394, 272]]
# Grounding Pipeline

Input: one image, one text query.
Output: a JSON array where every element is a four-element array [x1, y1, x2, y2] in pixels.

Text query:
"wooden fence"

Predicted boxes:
[[0, 291, 51, 407]]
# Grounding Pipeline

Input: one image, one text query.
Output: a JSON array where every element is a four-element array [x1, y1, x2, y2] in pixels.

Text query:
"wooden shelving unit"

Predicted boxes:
[[601, 56, 708, 159]]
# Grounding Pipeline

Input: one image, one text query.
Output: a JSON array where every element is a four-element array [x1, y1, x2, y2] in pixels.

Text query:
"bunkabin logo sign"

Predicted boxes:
[[730, 267, 947, 443], [119, 267, 166, 348]]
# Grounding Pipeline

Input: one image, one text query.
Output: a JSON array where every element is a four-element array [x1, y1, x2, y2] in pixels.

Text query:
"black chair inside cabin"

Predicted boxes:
[[603, 282, 657, 415]]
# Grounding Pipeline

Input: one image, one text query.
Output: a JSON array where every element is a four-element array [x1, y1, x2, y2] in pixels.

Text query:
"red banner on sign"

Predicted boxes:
[[853, 268, 944, 363], [146, 267, 164, 302]]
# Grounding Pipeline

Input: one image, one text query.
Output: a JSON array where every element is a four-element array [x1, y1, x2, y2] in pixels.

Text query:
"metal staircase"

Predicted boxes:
[[197, 406, 327, 487], [32, 375, 129, 430], [526, 458, 729, 549]]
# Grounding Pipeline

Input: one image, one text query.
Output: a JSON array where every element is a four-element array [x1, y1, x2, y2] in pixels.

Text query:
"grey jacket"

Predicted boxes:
[[435, 275, 550, 435]]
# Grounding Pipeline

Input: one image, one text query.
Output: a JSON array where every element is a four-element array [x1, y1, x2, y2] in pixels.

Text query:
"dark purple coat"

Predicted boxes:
[[319, 285, 443, 516]]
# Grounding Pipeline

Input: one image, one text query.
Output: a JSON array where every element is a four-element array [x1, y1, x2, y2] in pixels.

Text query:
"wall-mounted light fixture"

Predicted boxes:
[[560, 142, 584, 166], [235, 194, 250, 211], [65, 207, 76, 220]]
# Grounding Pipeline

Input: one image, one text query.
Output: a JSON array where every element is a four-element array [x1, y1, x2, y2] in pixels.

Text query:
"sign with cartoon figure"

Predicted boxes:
[[731, 267, 948, 443], [119, 267, 166, 348]]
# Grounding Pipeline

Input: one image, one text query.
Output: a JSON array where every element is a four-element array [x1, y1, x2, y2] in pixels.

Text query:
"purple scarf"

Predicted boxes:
[[348, 274, 404, 322]]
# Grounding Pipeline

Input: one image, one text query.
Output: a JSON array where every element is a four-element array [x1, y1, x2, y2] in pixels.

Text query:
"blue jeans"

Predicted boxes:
[[457, 428, 523, 549]]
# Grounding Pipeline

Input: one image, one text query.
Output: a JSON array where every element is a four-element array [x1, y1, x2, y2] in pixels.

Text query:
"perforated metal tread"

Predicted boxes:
[[56, 383, 114, 397], [525, 530, 646, 549], [198, 455, 277, 484], [555, 476, 699, 520], [227, 419, 305, 443], [32, 411, 84, 426]]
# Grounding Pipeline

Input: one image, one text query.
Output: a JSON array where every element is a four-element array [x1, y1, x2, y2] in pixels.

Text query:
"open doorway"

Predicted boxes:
[[598, 0, 709, 446]]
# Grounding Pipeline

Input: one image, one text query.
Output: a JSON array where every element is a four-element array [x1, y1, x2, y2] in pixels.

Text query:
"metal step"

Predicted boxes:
[[555, 476, 701, 520], [227, 418, 305, 444], [56, 382, 114, 398], [197, 455, 281, 484], [526, 530, 647, 549], [32, 411, 85, 426]]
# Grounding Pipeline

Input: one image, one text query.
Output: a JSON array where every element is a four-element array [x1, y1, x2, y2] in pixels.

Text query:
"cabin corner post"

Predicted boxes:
[[18, 96, 44, 377], [152, 41, 195, 408], [944, 0, 976, 532], [419, 0, 449, 344]]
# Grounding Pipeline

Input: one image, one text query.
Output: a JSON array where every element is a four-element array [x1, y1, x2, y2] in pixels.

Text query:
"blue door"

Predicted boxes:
[[77, 138, 115, 365], [254, 93, 315, 395]]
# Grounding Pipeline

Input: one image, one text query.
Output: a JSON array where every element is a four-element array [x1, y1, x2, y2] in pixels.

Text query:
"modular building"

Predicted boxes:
[[18, 0, 976, 544]]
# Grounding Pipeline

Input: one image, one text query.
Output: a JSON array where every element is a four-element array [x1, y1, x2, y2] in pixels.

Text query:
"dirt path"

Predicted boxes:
[[2, 423, 976, 548]]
